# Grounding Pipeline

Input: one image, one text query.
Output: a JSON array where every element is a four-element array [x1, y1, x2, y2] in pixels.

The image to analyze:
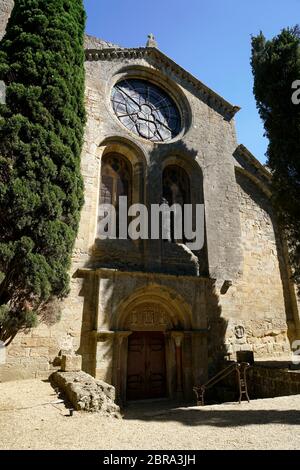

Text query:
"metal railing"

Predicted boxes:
[[193, 362, 251, 406]]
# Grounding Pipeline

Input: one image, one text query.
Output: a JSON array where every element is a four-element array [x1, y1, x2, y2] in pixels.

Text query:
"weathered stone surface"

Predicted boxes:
[[247, 366, 300, 398], [0, 0, 14, 40], [61, 354, 82, 372], [51, 370, 121, 417]]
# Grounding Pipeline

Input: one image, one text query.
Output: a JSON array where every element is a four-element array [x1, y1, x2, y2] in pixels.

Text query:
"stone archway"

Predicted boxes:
[[114, 284, 192, 331], [112, 289, 192, 404], [124, 302, 175, 401]]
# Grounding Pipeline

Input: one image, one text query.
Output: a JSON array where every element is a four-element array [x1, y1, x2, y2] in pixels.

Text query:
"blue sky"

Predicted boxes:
[[84, 0, 300, 163]]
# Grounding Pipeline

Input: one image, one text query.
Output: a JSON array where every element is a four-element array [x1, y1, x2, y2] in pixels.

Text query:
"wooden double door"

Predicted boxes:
[[126, 331, 166, 400]]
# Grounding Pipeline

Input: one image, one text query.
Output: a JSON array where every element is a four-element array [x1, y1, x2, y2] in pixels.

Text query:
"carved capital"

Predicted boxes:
[[171, 331, 184, 348], [96, 330, 115, 342]]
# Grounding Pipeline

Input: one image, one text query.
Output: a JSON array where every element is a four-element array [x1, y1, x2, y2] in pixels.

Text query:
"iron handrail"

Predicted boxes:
[[193, 362, 250, 406], [201, 362, 237, 390]]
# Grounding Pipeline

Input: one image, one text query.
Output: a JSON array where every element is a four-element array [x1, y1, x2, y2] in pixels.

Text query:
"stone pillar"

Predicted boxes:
[[114, 331, 132, 405], [171, 331, 184, 398], [95, 331, 115, 382], [97, 276, 112, 331], [191, 331, 208, 386], [182, 331, 194, 399]]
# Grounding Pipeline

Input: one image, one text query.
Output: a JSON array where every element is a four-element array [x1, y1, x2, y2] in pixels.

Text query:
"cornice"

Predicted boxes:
[[235, 144, 271, 180], [76, 267, 215, 283], [234, 144, 272, 198], [85, 46, 240, 120]]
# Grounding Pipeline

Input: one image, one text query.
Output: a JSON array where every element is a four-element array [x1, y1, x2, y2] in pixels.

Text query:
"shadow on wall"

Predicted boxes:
[[236, 171, 297, 346], [86, 140, 209, 277], [76, 271, 100, 378], [74, 265, 228, 395], [206, 286, 228, 378], [147, 140, 209, 276], [74, 139, 227, 390]]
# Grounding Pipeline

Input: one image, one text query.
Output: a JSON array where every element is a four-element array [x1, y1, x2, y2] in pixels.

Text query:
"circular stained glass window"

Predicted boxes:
[[111, 79, 181, 142]]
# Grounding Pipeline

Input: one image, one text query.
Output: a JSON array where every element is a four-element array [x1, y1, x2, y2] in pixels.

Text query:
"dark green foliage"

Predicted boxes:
[[251, 26, 300, 289], [0, 0, 86, 344]]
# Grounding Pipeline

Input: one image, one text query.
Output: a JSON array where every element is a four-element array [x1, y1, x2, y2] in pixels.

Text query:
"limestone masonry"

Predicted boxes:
[[0, 1, 299, 404]]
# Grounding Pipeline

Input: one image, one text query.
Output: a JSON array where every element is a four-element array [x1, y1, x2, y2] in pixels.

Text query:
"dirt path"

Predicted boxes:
[[0, 379, 299, 450]]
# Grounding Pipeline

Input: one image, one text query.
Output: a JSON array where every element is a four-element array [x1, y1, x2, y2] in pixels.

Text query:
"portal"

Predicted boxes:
[[126, 331, 166, 400]]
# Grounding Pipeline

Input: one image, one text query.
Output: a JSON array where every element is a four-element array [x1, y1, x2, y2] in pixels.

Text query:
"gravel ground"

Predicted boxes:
[[0, 379, 299, 450]]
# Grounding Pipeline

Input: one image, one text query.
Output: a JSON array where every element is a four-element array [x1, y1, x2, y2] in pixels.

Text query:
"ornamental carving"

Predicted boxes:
[[125, 304, 172, 330], [234, 325, 245, 339]]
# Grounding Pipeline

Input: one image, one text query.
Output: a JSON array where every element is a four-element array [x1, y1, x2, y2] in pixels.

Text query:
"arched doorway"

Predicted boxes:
[[127, 330, 166, 400], [114, 292, 192, 403], [123, 302, 173, 401]]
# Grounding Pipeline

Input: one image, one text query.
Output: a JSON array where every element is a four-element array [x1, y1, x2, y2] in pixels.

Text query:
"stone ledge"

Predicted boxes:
[[50, 371, 121, 418]]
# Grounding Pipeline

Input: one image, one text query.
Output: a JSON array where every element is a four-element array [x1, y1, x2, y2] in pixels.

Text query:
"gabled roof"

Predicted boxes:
[[84, 39, 240, 120]]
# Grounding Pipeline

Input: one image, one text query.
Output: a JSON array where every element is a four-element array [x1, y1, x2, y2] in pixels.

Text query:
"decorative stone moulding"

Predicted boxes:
[[85, 47, 240, 120]]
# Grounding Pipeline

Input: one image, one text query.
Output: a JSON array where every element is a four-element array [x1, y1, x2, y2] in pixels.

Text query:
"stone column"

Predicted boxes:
[[191, 331, 208, 386], [95, 331, 115, 382], [114, 331, 132, 405], [171, 331, 184, 398]]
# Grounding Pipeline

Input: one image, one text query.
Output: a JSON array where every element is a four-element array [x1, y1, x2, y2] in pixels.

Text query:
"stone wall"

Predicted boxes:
[[0, 0, 14, 40], [221, 363, 300, 400], [248, 366, 300, 398], [82, 49, 243, 280], [81, 268, 213, 400], [0, 269, 85, 381], [218, 171, 291, 359]]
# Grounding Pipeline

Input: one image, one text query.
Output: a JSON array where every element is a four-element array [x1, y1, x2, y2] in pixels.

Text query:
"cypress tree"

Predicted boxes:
[[251, 27, 300, 290], [0, 0, 86, 344]]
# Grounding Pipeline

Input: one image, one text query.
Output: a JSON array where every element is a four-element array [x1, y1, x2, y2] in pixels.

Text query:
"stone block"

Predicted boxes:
[[61, 354, 82, 372], [50, 370, 121, 417]]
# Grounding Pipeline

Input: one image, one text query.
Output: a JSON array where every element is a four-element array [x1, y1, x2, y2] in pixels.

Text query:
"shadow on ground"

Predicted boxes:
[[123, 400, 300, 427]]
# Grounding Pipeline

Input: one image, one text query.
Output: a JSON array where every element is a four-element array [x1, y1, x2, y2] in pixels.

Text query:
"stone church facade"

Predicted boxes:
[[1, 3, 300, 403]]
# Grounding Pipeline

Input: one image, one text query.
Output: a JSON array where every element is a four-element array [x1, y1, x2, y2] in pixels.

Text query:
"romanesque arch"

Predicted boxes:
[[114, 284, 193, 331], [110, 284, 194, 403], [98, 136, 147, 206]]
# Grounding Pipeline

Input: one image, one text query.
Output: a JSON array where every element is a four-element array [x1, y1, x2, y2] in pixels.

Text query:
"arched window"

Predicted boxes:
[[162, 165, 190, 243], [99, 153, 132, 237]]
